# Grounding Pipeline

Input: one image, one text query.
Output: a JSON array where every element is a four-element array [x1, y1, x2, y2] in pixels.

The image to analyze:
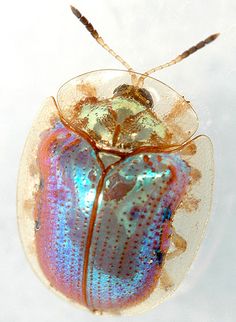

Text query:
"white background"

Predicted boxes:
[[0, 0, 236, 321]]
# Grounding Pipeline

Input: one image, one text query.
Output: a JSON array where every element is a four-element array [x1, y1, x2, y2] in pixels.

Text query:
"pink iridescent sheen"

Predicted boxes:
[[34, 120, 190, 311]]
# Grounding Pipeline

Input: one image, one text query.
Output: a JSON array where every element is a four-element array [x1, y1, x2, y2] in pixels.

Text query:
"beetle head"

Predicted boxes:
[[113, 84, 154, 109]]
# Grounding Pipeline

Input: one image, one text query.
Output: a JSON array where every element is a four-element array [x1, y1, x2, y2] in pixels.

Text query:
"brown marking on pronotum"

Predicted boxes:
[[112, 124, 121, 147], [163, 100, 194, 142], [57, 104, 177, 157], [74, 97, 99, 111], [164, 100, 190, 122], [77, 83, 97, 97], [57, 101, 203, 159], [163, 122, 189, 144]]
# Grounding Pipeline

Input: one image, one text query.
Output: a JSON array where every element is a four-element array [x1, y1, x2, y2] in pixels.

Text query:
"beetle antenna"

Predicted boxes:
[[137, 33, 220, 87], [70, 5, 138, 84]]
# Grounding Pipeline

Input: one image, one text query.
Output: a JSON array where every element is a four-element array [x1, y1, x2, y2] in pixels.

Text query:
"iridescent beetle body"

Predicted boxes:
[[17, 6, 218, 315], [36, 119, 189, 311]]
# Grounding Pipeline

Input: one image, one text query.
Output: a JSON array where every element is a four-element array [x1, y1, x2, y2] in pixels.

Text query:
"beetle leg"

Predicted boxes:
[[160, 229, 186, 290], [23, 199, 35, 211], [166, 228, 187, 261], [190, 167, 202, 184], [29, 162, 39, 177], [176, 166, 202, 213], [179, 194, 200, 212], [160, 268, 174, 290], [93, 309, 103, 315]]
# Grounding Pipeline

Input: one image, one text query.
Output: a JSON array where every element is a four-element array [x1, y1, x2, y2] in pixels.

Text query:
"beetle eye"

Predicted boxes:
[[113, 84, 129, 95], [139, 87, 154, 108], [113, 84, 154, 108]]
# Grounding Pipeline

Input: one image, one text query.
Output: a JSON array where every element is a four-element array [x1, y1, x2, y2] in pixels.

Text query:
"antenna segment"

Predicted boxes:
[[137, 33, 219, 86], [70, 6, 219, 88], [70, 5, 136, 78]]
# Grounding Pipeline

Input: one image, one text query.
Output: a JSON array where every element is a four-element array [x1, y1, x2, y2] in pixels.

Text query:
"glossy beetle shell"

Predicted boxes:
[[17, 70, 213, 315]]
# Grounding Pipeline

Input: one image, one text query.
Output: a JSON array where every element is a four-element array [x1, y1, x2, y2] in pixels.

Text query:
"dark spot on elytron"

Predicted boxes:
[[39, 178, 44, 190], [162, 207, 172, 222], [155, 249, 163, 266], [113, 84, 154, 108], [103, 173, 136, 202], [35, 220, 41, 232], [130, 207, 140, 220]]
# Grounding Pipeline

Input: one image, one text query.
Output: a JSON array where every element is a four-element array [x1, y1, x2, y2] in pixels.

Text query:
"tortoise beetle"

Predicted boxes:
[[17, 5, 218, 315]]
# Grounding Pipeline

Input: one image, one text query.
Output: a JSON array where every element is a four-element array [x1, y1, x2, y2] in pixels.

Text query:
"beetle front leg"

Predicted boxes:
[[160, 268, 174, 290], [166, 228, 187, 261], [160, 229, 187, 290]]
